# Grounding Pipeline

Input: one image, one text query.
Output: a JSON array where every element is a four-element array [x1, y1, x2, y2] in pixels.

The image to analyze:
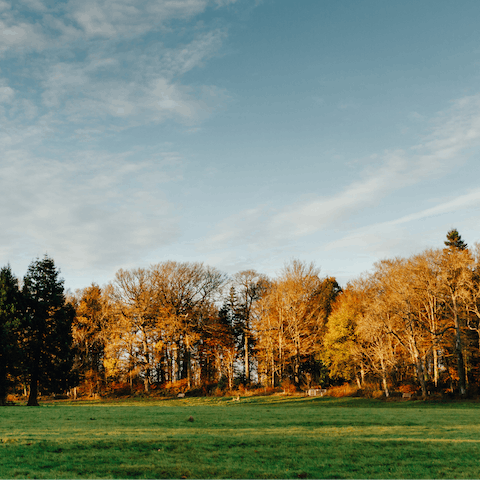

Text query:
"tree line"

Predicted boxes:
[[1, 229, 480, 405]]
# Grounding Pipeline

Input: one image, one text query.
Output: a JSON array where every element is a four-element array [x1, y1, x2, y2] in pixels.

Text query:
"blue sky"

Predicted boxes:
[[2, 0, 480, 290]]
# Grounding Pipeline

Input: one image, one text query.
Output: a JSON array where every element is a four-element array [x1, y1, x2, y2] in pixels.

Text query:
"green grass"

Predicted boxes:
[[1, 395, 480, 478]]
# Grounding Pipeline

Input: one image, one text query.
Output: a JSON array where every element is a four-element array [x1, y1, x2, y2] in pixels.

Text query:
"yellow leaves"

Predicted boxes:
[[103, 357, 120, 378]]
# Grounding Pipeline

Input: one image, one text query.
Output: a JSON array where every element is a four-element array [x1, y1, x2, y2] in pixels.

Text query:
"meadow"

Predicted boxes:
[[1, 395, 480, 479]]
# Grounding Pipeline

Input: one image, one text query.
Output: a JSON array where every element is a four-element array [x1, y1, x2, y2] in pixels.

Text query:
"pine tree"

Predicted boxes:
[[22, 256, 75, 406], [0, 266, 23, 406], [444, 229, 467, 250]]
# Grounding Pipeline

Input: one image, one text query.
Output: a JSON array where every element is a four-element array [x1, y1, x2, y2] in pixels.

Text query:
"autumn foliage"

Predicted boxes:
[[3, 230, 480, 402]]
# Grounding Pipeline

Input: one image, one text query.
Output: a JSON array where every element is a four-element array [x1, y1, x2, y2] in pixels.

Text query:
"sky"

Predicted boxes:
[[2, 0, 480, 291]]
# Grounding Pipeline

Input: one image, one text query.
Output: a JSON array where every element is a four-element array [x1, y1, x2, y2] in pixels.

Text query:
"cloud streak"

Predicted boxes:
[[201, 93, 480, 253]]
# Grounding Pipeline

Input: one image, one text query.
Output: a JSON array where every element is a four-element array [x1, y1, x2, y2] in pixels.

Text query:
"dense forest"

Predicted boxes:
[[2, 229, 480, 405]]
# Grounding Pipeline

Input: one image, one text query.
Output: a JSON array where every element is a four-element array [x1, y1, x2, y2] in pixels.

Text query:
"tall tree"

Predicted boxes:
[[368, 259, 431, 397], [232, 270, 269, 384], [322, 289, 364, 387], [72, 284, 110, 396], [22, 256, 76, 406], [150, 261, 226, 388], [255, 260, 338, 388], [437, 247, 473, 395], [0, 266, 23, 406]]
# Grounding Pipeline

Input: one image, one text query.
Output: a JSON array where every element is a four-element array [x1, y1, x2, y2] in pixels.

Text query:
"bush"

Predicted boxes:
[[109, 382, 132, 397], [397, 384, 419, 395], [281, 378, 298, 394], [160, 379, 189, 396], [326, 383, 358, 398]]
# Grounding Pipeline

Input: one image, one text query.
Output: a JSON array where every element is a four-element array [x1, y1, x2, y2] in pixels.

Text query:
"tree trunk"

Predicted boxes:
[[27, 368, 39, 406], [244, 333, 249, 384], [294, 349, 301, 387], [271, 355, 275, 388], [228, 361, 233, 390], [27, 343, 40, 406], [380, 357, 389, 397], [0, 360, 6, 406], [453, 310, 467, 395], [415, 355, 427, 398]]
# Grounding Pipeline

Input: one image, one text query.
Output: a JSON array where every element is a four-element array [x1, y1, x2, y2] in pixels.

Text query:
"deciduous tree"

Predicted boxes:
[[232, 270, 269, 384], [72, 284, 110, 396]]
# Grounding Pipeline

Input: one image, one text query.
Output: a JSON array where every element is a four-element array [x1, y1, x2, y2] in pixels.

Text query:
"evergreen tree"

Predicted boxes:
[[0, 266, 23, 406], [445, 229, 467, 250], [22, 256, 76, 406]]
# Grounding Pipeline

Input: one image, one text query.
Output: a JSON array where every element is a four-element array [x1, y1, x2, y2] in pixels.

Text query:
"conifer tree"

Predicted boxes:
[[22, 256, 75, 406], [444, 229, 467, 250], [0, 265, 23, 406]]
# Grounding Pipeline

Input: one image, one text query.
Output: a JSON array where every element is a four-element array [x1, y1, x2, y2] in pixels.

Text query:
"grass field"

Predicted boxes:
[[1, 395, 480, 479]]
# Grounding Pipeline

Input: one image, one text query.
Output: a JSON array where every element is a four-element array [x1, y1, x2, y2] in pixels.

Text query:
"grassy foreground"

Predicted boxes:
[[1, 395, 480, 479]]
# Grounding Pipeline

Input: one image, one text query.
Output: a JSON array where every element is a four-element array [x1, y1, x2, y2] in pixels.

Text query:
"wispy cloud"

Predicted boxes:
[[1, 0, 220, 50], [0, 148, 183, 275], [0, 0, 243, 284], [322, 192, 480, 258], [1, 0, 230, 138], [0, 17, 47, 53], [201, 93, 480, 253]]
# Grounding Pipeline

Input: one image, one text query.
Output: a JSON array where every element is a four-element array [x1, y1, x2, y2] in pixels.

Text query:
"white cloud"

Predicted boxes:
[[39, 63, 225, 127], [0, 0, 248, 286], [24, 24, 227, 129], [0, 148, 184, 276], [19, 0, 47, 11], [0, 18, 47, 53], [200, 92, 480, 253], [0, 79, 14, 102], [0, 0, 228, 54], [0, 0, 231, 138], [161, 28, 227, 77], [66, 0, 210, 39], [386, 189, 480, 227]]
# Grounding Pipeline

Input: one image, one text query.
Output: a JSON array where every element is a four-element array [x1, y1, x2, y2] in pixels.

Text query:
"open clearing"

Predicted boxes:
[[1, 396, 480, 478]]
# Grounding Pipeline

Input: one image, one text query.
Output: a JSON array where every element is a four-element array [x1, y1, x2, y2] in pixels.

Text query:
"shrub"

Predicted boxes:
[[326, 383, 358, 398], [397, 384, 419, 395], [110, 382, 132, 396], [281, 378, 298, 394], [161, 379, 189, 396]]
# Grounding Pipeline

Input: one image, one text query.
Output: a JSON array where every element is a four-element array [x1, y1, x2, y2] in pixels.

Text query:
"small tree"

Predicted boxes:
[[22, 256, 76, 406], [445, 229, 467, 251]]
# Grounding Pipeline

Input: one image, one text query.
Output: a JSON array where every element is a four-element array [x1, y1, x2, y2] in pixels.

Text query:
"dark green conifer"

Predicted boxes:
[[0, 265, 23, 406], [22, 256, 75, 406], [444, 228, 467, 250]]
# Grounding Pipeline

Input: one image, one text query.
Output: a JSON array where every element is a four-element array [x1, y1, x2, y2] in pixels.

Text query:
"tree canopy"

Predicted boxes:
[[3, 229, 480, 403]]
